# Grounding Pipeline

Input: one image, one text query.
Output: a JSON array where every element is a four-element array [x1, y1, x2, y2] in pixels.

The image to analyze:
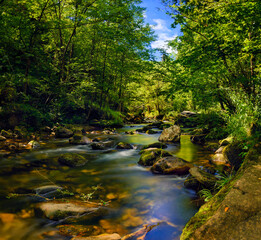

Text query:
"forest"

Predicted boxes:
[[0, 0, 261, 240], [1, 0, 260, 142]]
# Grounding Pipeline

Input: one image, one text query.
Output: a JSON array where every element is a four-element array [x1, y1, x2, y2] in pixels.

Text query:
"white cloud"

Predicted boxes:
[[151, 19, 171, 32], [151, 33, 177, 54], [143, 11, 147, 19]]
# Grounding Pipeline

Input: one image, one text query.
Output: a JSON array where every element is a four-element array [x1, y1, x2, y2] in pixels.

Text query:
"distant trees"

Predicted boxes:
[[0, 0, 154, 128]]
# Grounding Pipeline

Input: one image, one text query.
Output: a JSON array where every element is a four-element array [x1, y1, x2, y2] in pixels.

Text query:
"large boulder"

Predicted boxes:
[[138, 148, 171, 166], [158, 125, 181, 142], [151, 156, 192, 175], [55, 127, 73, 138], [58, 153, 88, 167], [181, 144, 261, 240]]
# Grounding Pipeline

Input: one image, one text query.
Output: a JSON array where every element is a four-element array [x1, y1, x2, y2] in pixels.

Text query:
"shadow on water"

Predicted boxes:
[[0, 125, 210, 239]]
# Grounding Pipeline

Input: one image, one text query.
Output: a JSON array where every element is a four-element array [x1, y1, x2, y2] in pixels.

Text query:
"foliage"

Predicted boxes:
[[0, 0, 155, 128]]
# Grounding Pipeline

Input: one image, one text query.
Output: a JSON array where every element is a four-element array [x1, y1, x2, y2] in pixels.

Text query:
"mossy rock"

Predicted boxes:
[[138, 149, 172, 166], [142, 142, 167, 150], [58, 153, 87, 167], [146, 129, 157, 134], [223, 141, 245, 171], [55, 127, 73, 138], [151, 156, 192, 175], [1, 130, 13, 139], [189, 167, 217, 189], [116, 142, 133, 149]]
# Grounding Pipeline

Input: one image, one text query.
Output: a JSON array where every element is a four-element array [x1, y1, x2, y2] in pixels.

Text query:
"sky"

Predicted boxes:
[[140, 0, 181, 55]]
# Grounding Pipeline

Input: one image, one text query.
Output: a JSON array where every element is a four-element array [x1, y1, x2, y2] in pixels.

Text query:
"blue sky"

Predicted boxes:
[[140, 0, 181, 54]]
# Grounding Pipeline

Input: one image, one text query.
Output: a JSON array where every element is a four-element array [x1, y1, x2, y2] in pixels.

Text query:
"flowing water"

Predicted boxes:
[[0, 125, 211, 240]]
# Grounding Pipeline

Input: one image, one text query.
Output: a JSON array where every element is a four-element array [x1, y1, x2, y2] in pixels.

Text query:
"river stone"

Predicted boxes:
[[211, 147, 228, 165], [91, 140, 114, 150], [0, 135, 6, 141], [138, 148, 172, 166], [55, 127, 73, 138], [142, 142, 167, 150], [122, 221, 176, 240], [35, 201, 101, 221], [158, 125, 181, 142], [34, 185, 64, 199], [69, 135, 91, 145], [151, 156, 192, 175], [72, 233, 121, 240], [181, 145, 261, 240], [116, 142, 133, 149], [146, 129, 157, 134], [0, 130, 13, 139], [189, 167, 217, 189], [190, 135, 206, 145], [58, 153, 87, 167]]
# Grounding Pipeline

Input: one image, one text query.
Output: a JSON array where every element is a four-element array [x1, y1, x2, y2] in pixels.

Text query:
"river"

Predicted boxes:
[[0, 124, 210, 240]]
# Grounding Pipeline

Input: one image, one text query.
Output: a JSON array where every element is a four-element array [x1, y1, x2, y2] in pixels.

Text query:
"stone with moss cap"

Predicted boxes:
[[138, 148, 172, 166], [181, 144, 261, 240], [58, 153, 87, 167]]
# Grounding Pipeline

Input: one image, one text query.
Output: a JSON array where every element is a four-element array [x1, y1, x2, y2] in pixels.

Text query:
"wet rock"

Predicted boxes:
[[211, 147, 228, 165], [58, 224, 104, 237], [146, 129, 157, 134], [223, 141, 245, 170], [35, 201, 103, 221], [151, 156, 192, 175], [125, 131, 134, 135], [138, 148, 172, 166], [0, 130, 13, 139], [69, 135, 91, 145], [34, 185, 64, 199], [204, 142, 219, 152], [176, 111, 199, 128], [116, 142, 133, 150], [188, 167, 217, 189], [184, 174, 200, 191], [158, 125, 181, 143], [181, 145, 261, 240], [190, 134, 206, 145], [91, 140, 115, 150], [142, 142, 167, 150], [55, 127, 73, 138], [0, 135, 7, 141], [72, 233, 121, 240], [27, 140, 41, 149], [58, 153, 88, 167], [122, 221, 177, 240]]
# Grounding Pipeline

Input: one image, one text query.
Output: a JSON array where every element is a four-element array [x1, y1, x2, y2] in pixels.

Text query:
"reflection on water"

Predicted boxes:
[[0, 126, 210, 239]]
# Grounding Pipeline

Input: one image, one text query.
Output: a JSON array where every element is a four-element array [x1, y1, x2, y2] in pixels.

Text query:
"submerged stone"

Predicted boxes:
[[35, 201, 103, 221], [58, 153, 88, 167]]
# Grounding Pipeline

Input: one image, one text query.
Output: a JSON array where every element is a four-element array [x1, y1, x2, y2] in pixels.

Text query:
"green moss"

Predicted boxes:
[[181, 146, 253, 240], [138, 149, 171, 166]]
